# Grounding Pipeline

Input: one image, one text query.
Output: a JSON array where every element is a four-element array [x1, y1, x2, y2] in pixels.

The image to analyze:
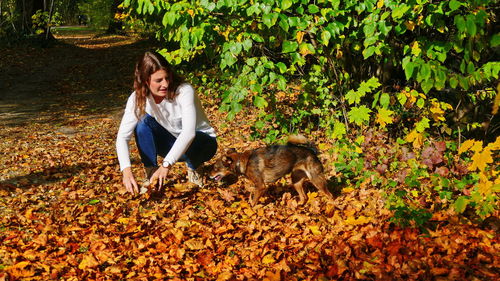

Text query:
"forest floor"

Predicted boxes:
[[0, 28, 498, 280]]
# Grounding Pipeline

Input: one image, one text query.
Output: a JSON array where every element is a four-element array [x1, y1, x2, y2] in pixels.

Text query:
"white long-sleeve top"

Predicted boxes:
[[116, 83, 216, 171]]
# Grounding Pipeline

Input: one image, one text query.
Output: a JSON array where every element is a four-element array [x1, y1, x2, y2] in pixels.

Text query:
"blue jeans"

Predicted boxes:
[[135, 114, 217, 169]]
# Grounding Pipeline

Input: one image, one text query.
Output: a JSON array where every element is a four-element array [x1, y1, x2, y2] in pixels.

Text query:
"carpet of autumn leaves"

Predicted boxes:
[[0, 29, 499, 280]]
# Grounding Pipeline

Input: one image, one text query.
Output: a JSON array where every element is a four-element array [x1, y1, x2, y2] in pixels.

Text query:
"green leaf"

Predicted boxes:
[[404, 62, 415, 80], [449, 76, 459, 88], [276, 62, 287, 74], [419, 63, 432, 80], [466, 15, 477, 37], [88, 199, 100, 205], [416, 117, 430, 133], [277, 75, 287, 90], [321, 30, 331, 46], [282, 41, 299, 53], [263, 13, 279, 28], [392, 4, 410, 19], [434, 69, 447, 90], [348, 106, 372, 126], [332, 121, 346, 139], [454, 196, 469, 213], [345, 90, 362, 105], [416, 98, 425, 108], [454, 15, 466, 33], [467, 61, 475, 74], [449, 0, 463, 12], [281, 0, 293, 11], [253, 95, 268, 108], [308, 4, 320, 14], [380, 93, 390, 108], [421, 79, 434, 93], [491, 33, 500, 47], [362, 46, 376, 59]]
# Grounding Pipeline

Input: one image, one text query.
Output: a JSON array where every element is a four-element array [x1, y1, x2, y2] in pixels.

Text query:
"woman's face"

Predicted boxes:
[[148, 69, 169, 102]]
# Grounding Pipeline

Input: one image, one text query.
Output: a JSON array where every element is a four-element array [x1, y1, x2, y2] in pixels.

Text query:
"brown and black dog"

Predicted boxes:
[[209, 135, 334, 206]]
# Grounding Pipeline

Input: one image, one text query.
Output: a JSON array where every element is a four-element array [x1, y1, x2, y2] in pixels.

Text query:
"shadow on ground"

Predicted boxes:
[[0, 28, 161, 127]]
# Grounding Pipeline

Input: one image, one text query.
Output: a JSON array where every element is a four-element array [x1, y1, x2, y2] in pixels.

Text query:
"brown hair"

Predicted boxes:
[[133, 51, 184, 118]]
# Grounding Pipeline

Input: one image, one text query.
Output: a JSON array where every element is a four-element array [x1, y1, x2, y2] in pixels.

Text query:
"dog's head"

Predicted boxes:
[[209, 149, 238, 181]]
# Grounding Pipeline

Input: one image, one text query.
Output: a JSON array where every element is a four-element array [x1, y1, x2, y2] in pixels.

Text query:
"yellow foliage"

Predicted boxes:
[[405, 21, 416, 31], [376, 108, 394, 128], [411, 41, 421, 56], [429, 100, 450, 122], [477, 173, 493, 195], [345, 215, 371, 225], [469, 148, 493, 171], [308, 225, 322, 235], [78, 254, 99, 269], [377, 0, 384, 9], [262, 254, 276, 264], [459, 139, 478, 154], [296, 31, 305, 44], [406, 129, 423, 148]]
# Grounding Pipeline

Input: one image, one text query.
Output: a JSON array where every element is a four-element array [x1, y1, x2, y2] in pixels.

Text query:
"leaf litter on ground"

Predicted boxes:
[[0, 31, 498, 281]]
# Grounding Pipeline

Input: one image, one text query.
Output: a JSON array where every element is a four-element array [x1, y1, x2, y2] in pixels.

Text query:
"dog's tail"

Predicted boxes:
[[287, 134, 319, 154]]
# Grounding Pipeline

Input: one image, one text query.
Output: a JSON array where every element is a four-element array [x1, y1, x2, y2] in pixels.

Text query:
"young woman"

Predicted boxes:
[[116, 51, 217, 194]]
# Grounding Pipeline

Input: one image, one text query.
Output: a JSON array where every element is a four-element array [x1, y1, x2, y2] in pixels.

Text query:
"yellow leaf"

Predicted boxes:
[[296, 31, 305, 44], [134, 255, 147, 267], [116, 217, 130, 224], [458, 139, 477, 154], [299, 43, 312, 56], [377, 0, 384, 9], [406, 129, 423, 148], [308, 225, 322, 235], [307, 192, 318, 202], [78, 254, 99, 269], [430, 100, 446, 121], [262, 254, 276, 264], [405, 21, 416, 31], [477, 173, 493, 195], [486, 136, 500, 151], [471, 141, 484, 153], [345, 215, 371, 226], [243, 206, 255, 217], [469, 148, 493, 172], [355, 145, 363, 153], [376, 108, 394, 128], [342, 187, 355, 193], [411, 41, 421, 56]]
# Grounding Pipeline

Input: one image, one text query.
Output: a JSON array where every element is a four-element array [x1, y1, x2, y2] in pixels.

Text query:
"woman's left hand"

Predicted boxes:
[[150, 166, 170, 189], [150, 166, 170, 190]]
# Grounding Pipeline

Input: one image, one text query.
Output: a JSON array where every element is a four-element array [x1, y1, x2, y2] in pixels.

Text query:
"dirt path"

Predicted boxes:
[[0, 28, 157, 127]]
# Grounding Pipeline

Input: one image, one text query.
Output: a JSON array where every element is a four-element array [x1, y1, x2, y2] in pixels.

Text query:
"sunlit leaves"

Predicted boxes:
[[348, 106, 372, 126], [376, 108, 394, 128]]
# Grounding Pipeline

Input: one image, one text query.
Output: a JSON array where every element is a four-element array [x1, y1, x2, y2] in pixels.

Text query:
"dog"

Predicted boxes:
[[209, 135, 334, 206]]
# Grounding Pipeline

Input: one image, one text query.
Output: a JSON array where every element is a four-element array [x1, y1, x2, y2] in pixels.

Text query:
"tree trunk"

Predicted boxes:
[[106, 0, 123, 34]]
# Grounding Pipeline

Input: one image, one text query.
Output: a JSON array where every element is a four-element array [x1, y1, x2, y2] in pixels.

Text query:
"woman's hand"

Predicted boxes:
[[122, 167, 139, 194], [150, 166, 170, 190]]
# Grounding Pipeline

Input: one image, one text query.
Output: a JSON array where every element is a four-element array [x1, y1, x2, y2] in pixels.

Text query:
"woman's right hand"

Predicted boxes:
[[122, 167, 139, 194]]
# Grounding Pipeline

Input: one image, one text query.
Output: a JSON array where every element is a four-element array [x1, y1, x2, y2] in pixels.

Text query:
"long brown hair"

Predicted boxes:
[[133, 51, 184, 118]]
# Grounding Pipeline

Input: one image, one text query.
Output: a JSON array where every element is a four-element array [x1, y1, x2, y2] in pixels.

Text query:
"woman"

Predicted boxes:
[[116, 51, 217, 194]]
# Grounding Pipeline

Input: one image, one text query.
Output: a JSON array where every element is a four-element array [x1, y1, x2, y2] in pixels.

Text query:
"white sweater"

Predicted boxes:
[[116, 83, 216, 171]]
